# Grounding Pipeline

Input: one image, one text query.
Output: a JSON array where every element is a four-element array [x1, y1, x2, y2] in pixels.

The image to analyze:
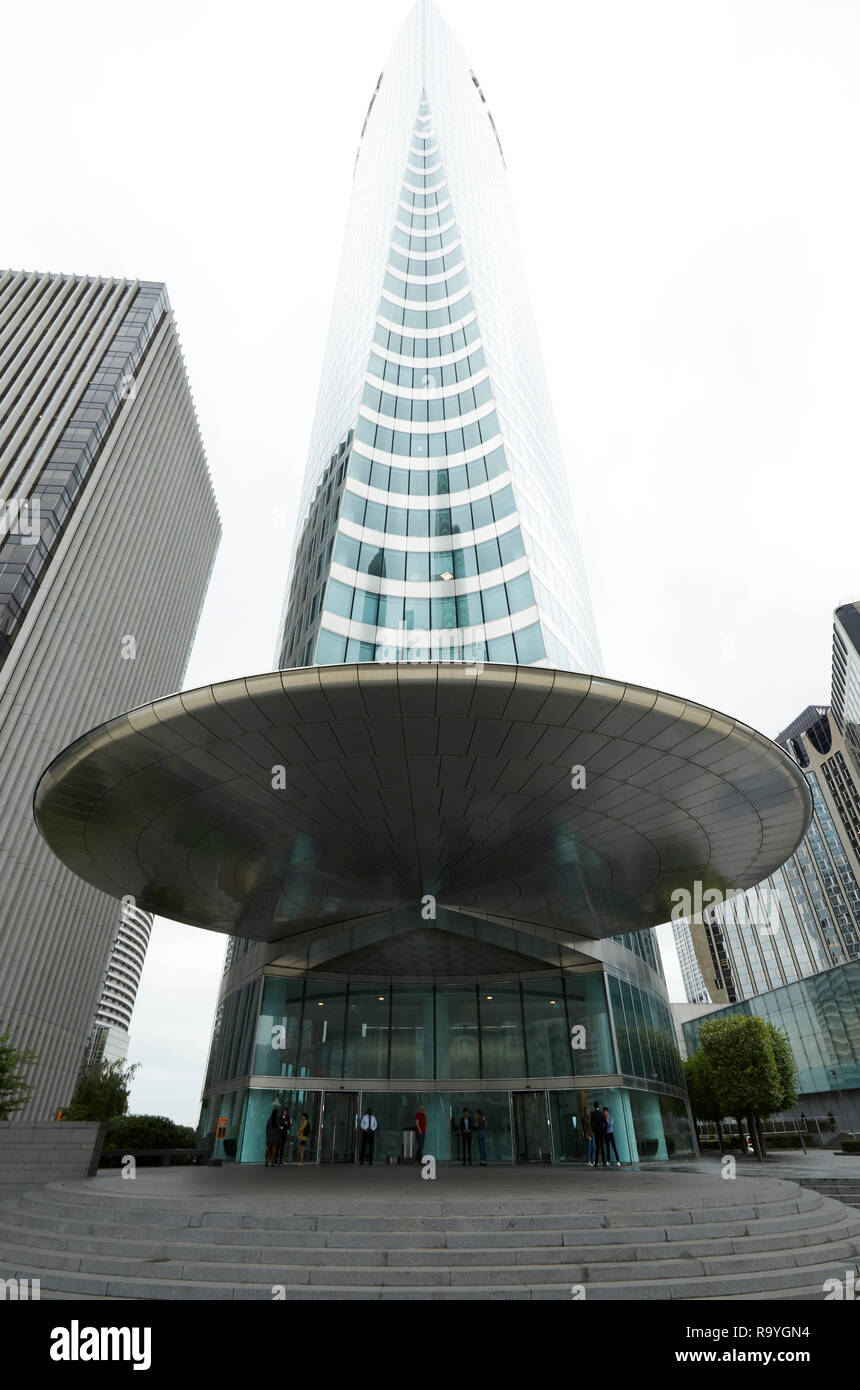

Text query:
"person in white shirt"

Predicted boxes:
[[359, 1107, 378, 1165]]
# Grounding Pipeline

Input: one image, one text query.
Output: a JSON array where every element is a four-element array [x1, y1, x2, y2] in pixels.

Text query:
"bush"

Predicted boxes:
[[761, 1133, 808, 1149], [101, 1114, 199, 1166], [840, 1137, 860, 1154], [64, 1058, 137, 1122]]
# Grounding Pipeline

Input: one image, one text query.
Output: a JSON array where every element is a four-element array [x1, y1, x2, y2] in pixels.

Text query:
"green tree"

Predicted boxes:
[[0, 1030, 39, 1120], [683, 1048, 725, 1150], [767, 1023, 799, 1111], [63, 1058, 138, 1122], [697, 1014, 783, 1161]]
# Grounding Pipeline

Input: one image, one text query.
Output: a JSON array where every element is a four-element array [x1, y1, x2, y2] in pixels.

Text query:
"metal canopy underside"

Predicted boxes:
[[33, 664, 812, 945]]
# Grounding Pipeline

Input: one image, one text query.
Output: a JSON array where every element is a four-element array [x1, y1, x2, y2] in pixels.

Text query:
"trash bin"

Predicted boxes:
[[401, 1128, 415, 1160]]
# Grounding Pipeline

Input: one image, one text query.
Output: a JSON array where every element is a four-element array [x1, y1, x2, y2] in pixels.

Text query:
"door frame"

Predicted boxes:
[[510, 1088, 554, 1164]]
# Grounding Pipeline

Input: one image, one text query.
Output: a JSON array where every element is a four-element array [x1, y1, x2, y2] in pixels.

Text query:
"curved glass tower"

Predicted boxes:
[[195, 2, 696, 1166], [276, 0, 601, 677]]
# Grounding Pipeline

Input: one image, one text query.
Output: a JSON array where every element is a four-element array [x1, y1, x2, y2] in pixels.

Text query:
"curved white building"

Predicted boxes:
[[277, 0, 602, 676]]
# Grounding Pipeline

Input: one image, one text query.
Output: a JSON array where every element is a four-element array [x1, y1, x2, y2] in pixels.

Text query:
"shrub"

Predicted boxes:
[[101, 1114, 199, 1165]]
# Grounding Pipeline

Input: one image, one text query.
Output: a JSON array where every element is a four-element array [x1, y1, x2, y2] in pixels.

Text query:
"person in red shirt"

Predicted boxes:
[[414, 1105, 427, 1163]]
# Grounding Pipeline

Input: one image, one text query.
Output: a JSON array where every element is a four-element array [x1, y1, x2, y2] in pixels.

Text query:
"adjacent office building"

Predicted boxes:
[[197, 0, 706, 1165], [832, 600, 860, 782], [676, 703, 860, 1007], [677, 606, 860, 1128], [0, 269, 220, 1118], [82, 901, 153, 1070]]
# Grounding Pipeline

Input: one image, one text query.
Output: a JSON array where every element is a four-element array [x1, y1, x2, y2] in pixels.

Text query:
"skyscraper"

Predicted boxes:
[[276, 2, 601, 677], [832, 600, 860, 783], [676, 703, 860, 1004], [35, 2, 809, 1166], [82, 901, 153, 1070], [0, 268, 219, 1118]]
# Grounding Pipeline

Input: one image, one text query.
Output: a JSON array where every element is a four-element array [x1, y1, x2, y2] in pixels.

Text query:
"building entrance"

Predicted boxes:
[[512, 1090, 552, 1163], [319, 1092, 358, 1162]]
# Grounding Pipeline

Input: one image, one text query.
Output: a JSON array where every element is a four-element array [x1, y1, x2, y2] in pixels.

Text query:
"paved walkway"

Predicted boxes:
[[77, 1159, 807, 1212]]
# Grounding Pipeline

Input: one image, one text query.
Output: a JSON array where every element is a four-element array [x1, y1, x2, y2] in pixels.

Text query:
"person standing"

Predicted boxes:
[[265, 1106, 280, 1167], [603, 1106, 621, 1166], [414, 1105, 427, 1164], [276, 1109, 291, 1166], [590, 1102, 608, 1168], [582, 1105, 594, 1166], [297, 1112, 310, 1165], [359, 1107, 378, 1165], [459, 1107, 473, 1166], [475, 1108, 487, 1165]]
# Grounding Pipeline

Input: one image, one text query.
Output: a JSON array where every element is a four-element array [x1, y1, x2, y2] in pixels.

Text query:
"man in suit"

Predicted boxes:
[[359, 1107, 378, 1165], [459, 1107, 473, 1166]]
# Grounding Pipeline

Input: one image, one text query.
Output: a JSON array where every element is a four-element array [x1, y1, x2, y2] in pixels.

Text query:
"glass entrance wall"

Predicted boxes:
[[239, 1087, 322, 1164], [237, 970, 683, 1087], [358, 1091, 514, 1163], [202, 963, 692, 1163], [512, 1091, 552, 1162], [209, 1084, 692, 1163]]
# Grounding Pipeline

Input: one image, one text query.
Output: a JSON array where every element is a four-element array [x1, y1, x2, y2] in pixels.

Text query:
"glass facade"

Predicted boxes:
[[683, 960, 860, 1100], [201, 966, 690, 1164], [695, 707, 860, 1003], [204, 1080, 696, 1168], [276, 4, 602, 677], [200, 3, 692, 1167]]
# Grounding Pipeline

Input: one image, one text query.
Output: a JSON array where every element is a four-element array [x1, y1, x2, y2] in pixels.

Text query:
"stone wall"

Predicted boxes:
[[0, 1121, 106, 1191]]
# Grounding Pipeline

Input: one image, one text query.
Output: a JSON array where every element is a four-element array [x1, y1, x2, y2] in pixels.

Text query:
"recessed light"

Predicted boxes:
[[440, 571, 453, 581]]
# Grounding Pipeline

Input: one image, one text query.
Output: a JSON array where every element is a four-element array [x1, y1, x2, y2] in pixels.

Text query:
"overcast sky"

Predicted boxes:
[[4, 0, 858, 1124]]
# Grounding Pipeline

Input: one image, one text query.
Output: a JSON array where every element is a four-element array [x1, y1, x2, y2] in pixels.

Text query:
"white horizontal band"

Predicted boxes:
[[364, 365, 489, 399]]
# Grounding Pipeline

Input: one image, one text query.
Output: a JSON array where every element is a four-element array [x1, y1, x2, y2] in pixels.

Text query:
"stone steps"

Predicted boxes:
[[0, 1178, 857, 1300], [797, 1177, 860, 1209]]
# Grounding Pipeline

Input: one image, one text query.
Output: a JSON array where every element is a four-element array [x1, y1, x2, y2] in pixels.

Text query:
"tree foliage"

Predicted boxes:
[[63, 1058, 138, 1122], [767, 1023, 799, 1113], [683, 1048, 722, 1123], [0, 1031, 39, 1120], [696, 1014, 783, 1119], [104, 1114, 197, 1150]]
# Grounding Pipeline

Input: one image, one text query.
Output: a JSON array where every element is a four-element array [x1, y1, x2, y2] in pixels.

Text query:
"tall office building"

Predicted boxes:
[[83, 901, 153, 1070], [671, 920, 711, 1006], [276, 2, 601, 678], [0, 268, 220, 1118], [677, 704, 860, 1005], [171, 2, 796, 1165], [832, 601, 860, 783], [35, 1, 808, 1167]]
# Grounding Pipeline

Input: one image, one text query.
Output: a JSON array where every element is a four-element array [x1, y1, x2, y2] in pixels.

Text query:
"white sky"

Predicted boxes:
[[3, 0, 858, 1123]]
